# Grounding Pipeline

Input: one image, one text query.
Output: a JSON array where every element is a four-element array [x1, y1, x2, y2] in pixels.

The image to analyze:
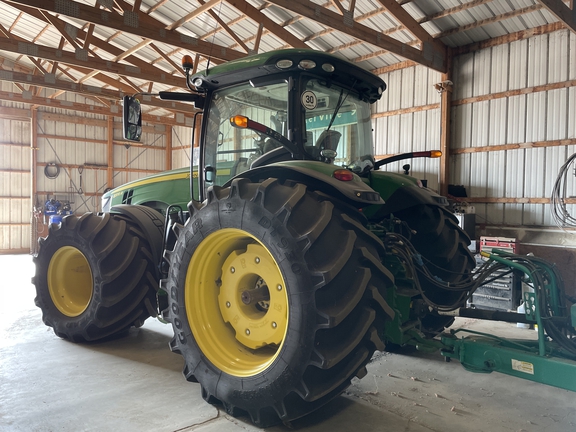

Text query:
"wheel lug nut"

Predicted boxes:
[[230, 267, 235, 273], [245, 329, 250, 335], [272, 322, 277, 328], [255, 257, 260, 263], [277, 284, 282, 291], [226, 301, 231, 308]]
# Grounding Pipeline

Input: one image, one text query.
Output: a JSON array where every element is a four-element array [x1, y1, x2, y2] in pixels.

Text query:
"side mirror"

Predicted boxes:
[[123, 96, 142, 141]]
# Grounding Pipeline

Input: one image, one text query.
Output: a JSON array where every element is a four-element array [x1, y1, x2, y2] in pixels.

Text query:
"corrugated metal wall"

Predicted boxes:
[[374, 65, 443, 192], [0, 117, 31, 252], [373, 28, 576, 233], [0, 88, 170, 252], [451, 29, 576, 228]]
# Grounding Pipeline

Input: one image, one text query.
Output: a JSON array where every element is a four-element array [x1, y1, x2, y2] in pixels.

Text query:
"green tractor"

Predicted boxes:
[[33, 49, 477, 426]]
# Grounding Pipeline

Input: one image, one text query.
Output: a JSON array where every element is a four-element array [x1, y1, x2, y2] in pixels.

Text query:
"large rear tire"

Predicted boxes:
[[164, 178, 394, 427], [394, 203, 476, 332], [33, 211, 162, 342]]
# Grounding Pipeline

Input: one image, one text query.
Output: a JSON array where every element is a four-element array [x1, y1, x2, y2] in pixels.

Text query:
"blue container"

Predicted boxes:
[[49, 215, 63, 224]]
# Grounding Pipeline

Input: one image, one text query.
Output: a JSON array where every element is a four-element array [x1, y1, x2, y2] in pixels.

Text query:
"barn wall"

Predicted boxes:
[[451, 29, 576, 231], [373, 64, 443, 192], [374, 28, 576, 247], [0, 87, 170, 253]]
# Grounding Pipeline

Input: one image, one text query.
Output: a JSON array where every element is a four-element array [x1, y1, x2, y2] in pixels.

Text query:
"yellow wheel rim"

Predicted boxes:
[[186, 228, 289, 377], [47, 246, 93, 317]]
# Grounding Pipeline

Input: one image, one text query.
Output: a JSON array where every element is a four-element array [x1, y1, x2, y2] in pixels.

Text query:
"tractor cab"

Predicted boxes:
[[189, 49, 386, 189]]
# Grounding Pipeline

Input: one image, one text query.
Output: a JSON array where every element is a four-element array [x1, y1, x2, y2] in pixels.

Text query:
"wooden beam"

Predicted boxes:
[[0, 106, 30, 120], [0, 91, 195, 126], [439, 49, 453, 197], [225, 0, 308, 49], [108, 116, 114, 189], [537, 0, 576, 33], [264, 0, 446, 72], [147, 0, 170, 13], [376, 0, 446, 54], [372, 103, 439, 118], [451, 138, 576, 154], [454, 22, 564, 55], [10, 3, 180, 84], [166, 0, 223, 30], [31, 106, 37, 251], [149, 43, 185, 76], [5, 0, 245, 62], [166, 125, 172, 170], [435, 4, 543, 39], [452, 79, 576, 106], [418, 0, 494, 25], [0, 37, 186, 89], [0, 70, 192, 112], [463, 197, 574, 204]]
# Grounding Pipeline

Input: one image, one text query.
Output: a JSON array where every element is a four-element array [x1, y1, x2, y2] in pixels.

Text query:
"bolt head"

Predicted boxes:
[[255, 257, 260, 263], [245, 329, 250, 335], [277, 284, 282, 291], [230, 267, 235, 273], [272, 322, 277, 328], [226, 301, 231, 308]]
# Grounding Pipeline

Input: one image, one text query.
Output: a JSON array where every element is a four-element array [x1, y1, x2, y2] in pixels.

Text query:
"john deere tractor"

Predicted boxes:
[[33, 49, 477, 426]]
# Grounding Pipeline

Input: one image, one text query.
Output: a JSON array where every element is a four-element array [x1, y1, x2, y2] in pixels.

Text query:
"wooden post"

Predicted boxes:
[[439, 48, 453, 197], [30, 106, 38, 252], [166, 125, 172, 170], [107, 116, 114, 189]]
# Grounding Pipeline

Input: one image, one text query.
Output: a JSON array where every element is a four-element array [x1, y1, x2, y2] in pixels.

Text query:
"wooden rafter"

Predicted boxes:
[[537, 0, 576, 33], [225, 0, 308, 50], [0, 70, 193, 112], [7, 3, 182, 86], [166, 0, 223, 31], [376, 0, 445, 54], [5, 0, 245, 62], [264, 0, 447, 72], [0, 37, 185, 89]]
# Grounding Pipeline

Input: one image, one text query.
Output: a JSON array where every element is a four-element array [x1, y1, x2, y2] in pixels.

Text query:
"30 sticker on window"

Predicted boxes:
[[301, 91, 317, 110]]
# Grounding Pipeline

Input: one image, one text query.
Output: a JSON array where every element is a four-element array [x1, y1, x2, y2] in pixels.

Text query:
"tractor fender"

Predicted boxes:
[[367, 184, 450, 221], [230, 163, 384, 207], [110, 204, 165, 272]]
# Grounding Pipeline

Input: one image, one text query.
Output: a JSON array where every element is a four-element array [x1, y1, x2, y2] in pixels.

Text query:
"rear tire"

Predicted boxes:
[[394, 203, 475, 332], [164, 178, 394, 427], [33, 212, 161, 342]]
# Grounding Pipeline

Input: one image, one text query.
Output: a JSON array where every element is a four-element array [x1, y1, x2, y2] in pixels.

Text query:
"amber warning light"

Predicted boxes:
[[182, 55, 194, 70]]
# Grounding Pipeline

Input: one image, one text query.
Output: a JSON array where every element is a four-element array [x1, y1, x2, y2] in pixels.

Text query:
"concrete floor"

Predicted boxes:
[[1, 254, 575, 432]]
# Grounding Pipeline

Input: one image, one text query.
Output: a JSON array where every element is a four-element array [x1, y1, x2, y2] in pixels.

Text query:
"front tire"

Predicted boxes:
[[33, 211, 162, 342], [164, 178, 394, 427]]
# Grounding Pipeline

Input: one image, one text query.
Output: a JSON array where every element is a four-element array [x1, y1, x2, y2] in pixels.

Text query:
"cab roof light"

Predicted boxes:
[[276, 59, 293, 69], [298, 59, 316, 70]]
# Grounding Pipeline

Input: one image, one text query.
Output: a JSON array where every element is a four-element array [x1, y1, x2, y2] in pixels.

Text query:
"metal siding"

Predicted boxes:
[[506, 95, 527, 144], [509, 39, 528, 90], [0, 117, 31, 251], [488, 98, 507, 146], [453, 53, 474, 100], [471, 101, 489, 147], [527, 34, 549, 87], [452, 104, 472, 150]]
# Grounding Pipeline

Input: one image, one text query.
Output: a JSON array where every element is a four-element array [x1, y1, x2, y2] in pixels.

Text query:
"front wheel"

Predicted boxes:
[[164, 178, 394, 427], [33, 211, 162, 342]]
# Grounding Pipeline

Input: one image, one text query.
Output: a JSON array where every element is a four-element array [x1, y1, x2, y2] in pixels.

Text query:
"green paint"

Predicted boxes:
[[441, 333, 576, 392]]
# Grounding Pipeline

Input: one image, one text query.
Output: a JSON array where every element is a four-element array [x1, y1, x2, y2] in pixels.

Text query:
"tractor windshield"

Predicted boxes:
[[302, 79, 374, 170], [203, 75, 375, 187], [204, 80, 288, 186]]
